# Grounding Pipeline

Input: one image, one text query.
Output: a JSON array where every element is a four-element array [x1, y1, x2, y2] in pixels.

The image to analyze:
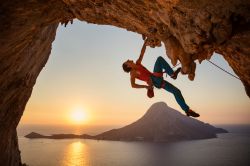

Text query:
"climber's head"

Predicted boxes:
[[122, 60, 134, 73]]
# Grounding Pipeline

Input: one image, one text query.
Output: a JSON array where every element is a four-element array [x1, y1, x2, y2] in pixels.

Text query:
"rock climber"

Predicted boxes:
[[122, 38, 200, 118]]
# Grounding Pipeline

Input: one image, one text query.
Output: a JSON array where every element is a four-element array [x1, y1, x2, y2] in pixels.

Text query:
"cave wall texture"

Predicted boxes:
[[0, 0, 249, 165]]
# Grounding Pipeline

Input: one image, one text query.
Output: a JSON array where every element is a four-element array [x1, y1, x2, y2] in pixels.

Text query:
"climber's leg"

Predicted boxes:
[[153, 56, 174, 76], [161, 80, 190, 112]]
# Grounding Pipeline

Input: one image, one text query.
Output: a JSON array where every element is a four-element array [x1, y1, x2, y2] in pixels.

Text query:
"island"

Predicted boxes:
[[25, 102, 228, 142]]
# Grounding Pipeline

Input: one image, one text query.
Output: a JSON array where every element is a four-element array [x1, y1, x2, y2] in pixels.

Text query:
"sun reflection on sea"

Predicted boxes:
[[62, 141, 89, 166]]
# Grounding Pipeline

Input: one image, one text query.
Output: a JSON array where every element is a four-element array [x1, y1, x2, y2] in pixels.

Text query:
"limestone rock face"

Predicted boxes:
[[0, 0, 249, 165]]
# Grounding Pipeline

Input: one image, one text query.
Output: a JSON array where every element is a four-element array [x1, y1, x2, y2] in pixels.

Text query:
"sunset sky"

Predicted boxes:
[[19, 20, 250, 127]]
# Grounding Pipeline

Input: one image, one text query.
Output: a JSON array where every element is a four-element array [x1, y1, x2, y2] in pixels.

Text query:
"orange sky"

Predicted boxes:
[[19, 20, 250, 127]]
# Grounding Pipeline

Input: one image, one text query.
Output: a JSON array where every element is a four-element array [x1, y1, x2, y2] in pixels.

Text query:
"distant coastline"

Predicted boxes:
[[25, 102, 228, 142], [25, 132, 95, 139]]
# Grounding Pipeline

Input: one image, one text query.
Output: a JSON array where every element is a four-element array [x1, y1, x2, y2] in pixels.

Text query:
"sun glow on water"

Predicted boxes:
[[62, 141, 89, 166]]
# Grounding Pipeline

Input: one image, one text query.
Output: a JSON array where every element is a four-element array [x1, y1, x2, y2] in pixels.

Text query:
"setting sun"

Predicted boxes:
[[70, 108, 87, 124]]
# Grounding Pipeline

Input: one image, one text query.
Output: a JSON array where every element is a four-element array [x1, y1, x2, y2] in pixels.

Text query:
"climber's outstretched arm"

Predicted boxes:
[[136, 39, 148, 64]]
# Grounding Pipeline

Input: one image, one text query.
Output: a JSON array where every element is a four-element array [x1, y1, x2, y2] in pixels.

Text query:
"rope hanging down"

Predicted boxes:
[[172, 62, 181, 69], [206, 60, 240, 80], [171, 60, 240, 80]]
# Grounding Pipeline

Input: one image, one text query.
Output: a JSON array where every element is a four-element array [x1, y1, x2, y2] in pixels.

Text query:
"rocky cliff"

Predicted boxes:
[[0, 0, 249, 165]]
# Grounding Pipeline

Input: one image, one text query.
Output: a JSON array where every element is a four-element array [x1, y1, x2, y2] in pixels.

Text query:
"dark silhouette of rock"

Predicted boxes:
[[25, 132, 47, 139], [96, 102, 228, 142], [25, 132, 94, 139]]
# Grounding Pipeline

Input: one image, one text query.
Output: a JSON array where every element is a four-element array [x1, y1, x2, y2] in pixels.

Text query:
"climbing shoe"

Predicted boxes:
[[186, 109, 200, 117], [171, 67, 181, 80]]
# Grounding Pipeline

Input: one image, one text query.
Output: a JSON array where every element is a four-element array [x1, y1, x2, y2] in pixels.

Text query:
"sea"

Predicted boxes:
[[18, 125, 250, 166]]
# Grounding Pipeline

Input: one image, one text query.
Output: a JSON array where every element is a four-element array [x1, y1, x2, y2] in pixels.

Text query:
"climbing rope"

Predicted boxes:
[[172, 62, 181, 69], [206, 60, 240, 80], [171, 60, 240, 80]]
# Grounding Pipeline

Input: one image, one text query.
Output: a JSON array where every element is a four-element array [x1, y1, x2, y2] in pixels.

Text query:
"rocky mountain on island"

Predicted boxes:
[[25, 102, 227, 142], [95, 102, 227, 142]]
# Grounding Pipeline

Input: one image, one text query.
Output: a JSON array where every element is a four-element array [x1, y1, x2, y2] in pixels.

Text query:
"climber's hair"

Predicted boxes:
[[122, 62, 132, 73]]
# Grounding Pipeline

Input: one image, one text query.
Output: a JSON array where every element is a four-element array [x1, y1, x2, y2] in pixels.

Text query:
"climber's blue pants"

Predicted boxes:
[[151, 56, 190, 112]]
